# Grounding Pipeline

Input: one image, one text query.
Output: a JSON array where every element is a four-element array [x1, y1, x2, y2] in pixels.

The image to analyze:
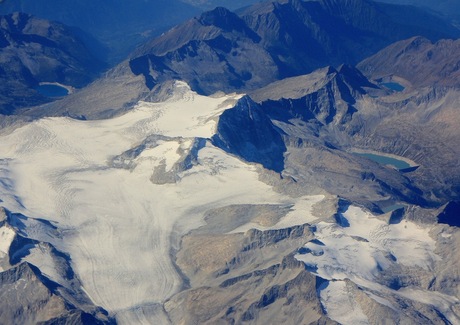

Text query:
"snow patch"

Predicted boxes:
[[295, 205, 458, 324], [319, 280, 369, 325], [296, 205, 438, 281], [0, 225, 15, 269], [229, 195, 324, 233]]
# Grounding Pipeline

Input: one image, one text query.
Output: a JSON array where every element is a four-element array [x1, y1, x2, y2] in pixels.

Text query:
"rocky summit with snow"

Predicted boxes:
[[0, 0, 459, 324]]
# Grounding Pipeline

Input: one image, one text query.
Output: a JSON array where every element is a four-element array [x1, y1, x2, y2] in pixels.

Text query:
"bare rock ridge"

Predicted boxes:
[[249, 64, 459, 205], [212, 96, 287, 172], [127, 0, 459, 95], [0, 12, 105, 114], [0, 0, 201, 64], [250, 65, 375, 125], [357, 36, 460, 87], [0, 263, 110, 325], [0, 0, 459, 324], [0, 208, 113, 324], [34, 0, 460, 120], [167, 204, 338, 324]]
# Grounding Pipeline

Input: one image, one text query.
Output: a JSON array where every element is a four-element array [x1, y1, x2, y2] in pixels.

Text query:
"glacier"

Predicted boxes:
[[0, 81, 458, 324], [0, 81, 325, 323]]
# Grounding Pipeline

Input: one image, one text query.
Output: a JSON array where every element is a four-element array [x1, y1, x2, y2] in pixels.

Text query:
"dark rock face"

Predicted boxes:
[[357, 36, 460, 87], [212, 96, 287, 172], [0, 262, 111, 325], [33, 0, 460, 120], [127, 0, 460, 95], [248, 63, 460, 206], [0, 208, 113, 324], [0, 12, 105, 114], [251, 65, 374, 126], [437, 202, 460, 227]]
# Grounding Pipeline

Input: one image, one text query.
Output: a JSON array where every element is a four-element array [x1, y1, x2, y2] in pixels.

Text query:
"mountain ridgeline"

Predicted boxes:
[[0, 0, 460, 324], [0, 0, 201, 64], [357, 36, 460, 87], [128, 0, 460, 95], [0, 12, 105, 114]]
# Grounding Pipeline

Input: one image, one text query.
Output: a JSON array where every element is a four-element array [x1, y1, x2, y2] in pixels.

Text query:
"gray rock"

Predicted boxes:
[[357, 36, 460, 88], [212, 96, 287, 172], [0, 12, 105, 113], [0, 262, 111, 324], [0, 207, 113, 324]]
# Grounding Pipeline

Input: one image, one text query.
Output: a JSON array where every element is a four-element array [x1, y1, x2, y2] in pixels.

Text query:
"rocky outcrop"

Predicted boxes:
[[0, 208, 113, 324], [169, 213, 337, 324], [0, 0, 200, 64], [0, 262, 110, 325], [0, 12, 105, 113], [126, 0, 460, 97], [213, 96, 286, 172], [357, 36, 460, 88]]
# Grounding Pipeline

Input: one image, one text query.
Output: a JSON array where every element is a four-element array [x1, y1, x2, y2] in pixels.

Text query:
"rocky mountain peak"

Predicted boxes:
[[357, 36, 460, 87], [248, 64, 376, 127], [198, 6, 238, 26], [251, 64, 374, 103], [0, 12, 107, 114], [337, 63, 377, 93], [130, 0, 458, 97], [213, 96, 287, 172], [198, 6, 260, 41]]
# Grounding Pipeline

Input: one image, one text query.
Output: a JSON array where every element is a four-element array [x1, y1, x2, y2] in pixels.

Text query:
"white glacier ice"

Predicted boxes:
[[0, 82, 318, 323]]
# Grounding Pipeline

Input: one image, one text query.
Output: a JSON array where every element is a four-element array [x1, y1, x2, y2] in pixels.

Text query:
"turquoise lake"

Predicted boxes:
[[37, 84, 69, 97], [354, 152, 411, 170], [381, 82, 405, 92]]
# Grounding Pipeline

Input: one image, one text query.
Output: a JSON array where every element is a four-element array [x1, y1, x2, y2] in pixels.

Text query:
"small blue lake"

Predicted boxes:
[[354, 152, 411, 170], [381, 82, 405, 92], [36, 84, 69, 98]]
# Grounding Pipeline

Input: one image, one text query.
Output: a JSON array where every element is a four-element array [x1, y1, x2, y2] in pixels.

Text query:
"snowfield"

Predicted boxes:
[[296, 205, 460, 324], [0, 225, 15, 271], [0, 81, 456, 324], [0, 82, 318, 322]]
